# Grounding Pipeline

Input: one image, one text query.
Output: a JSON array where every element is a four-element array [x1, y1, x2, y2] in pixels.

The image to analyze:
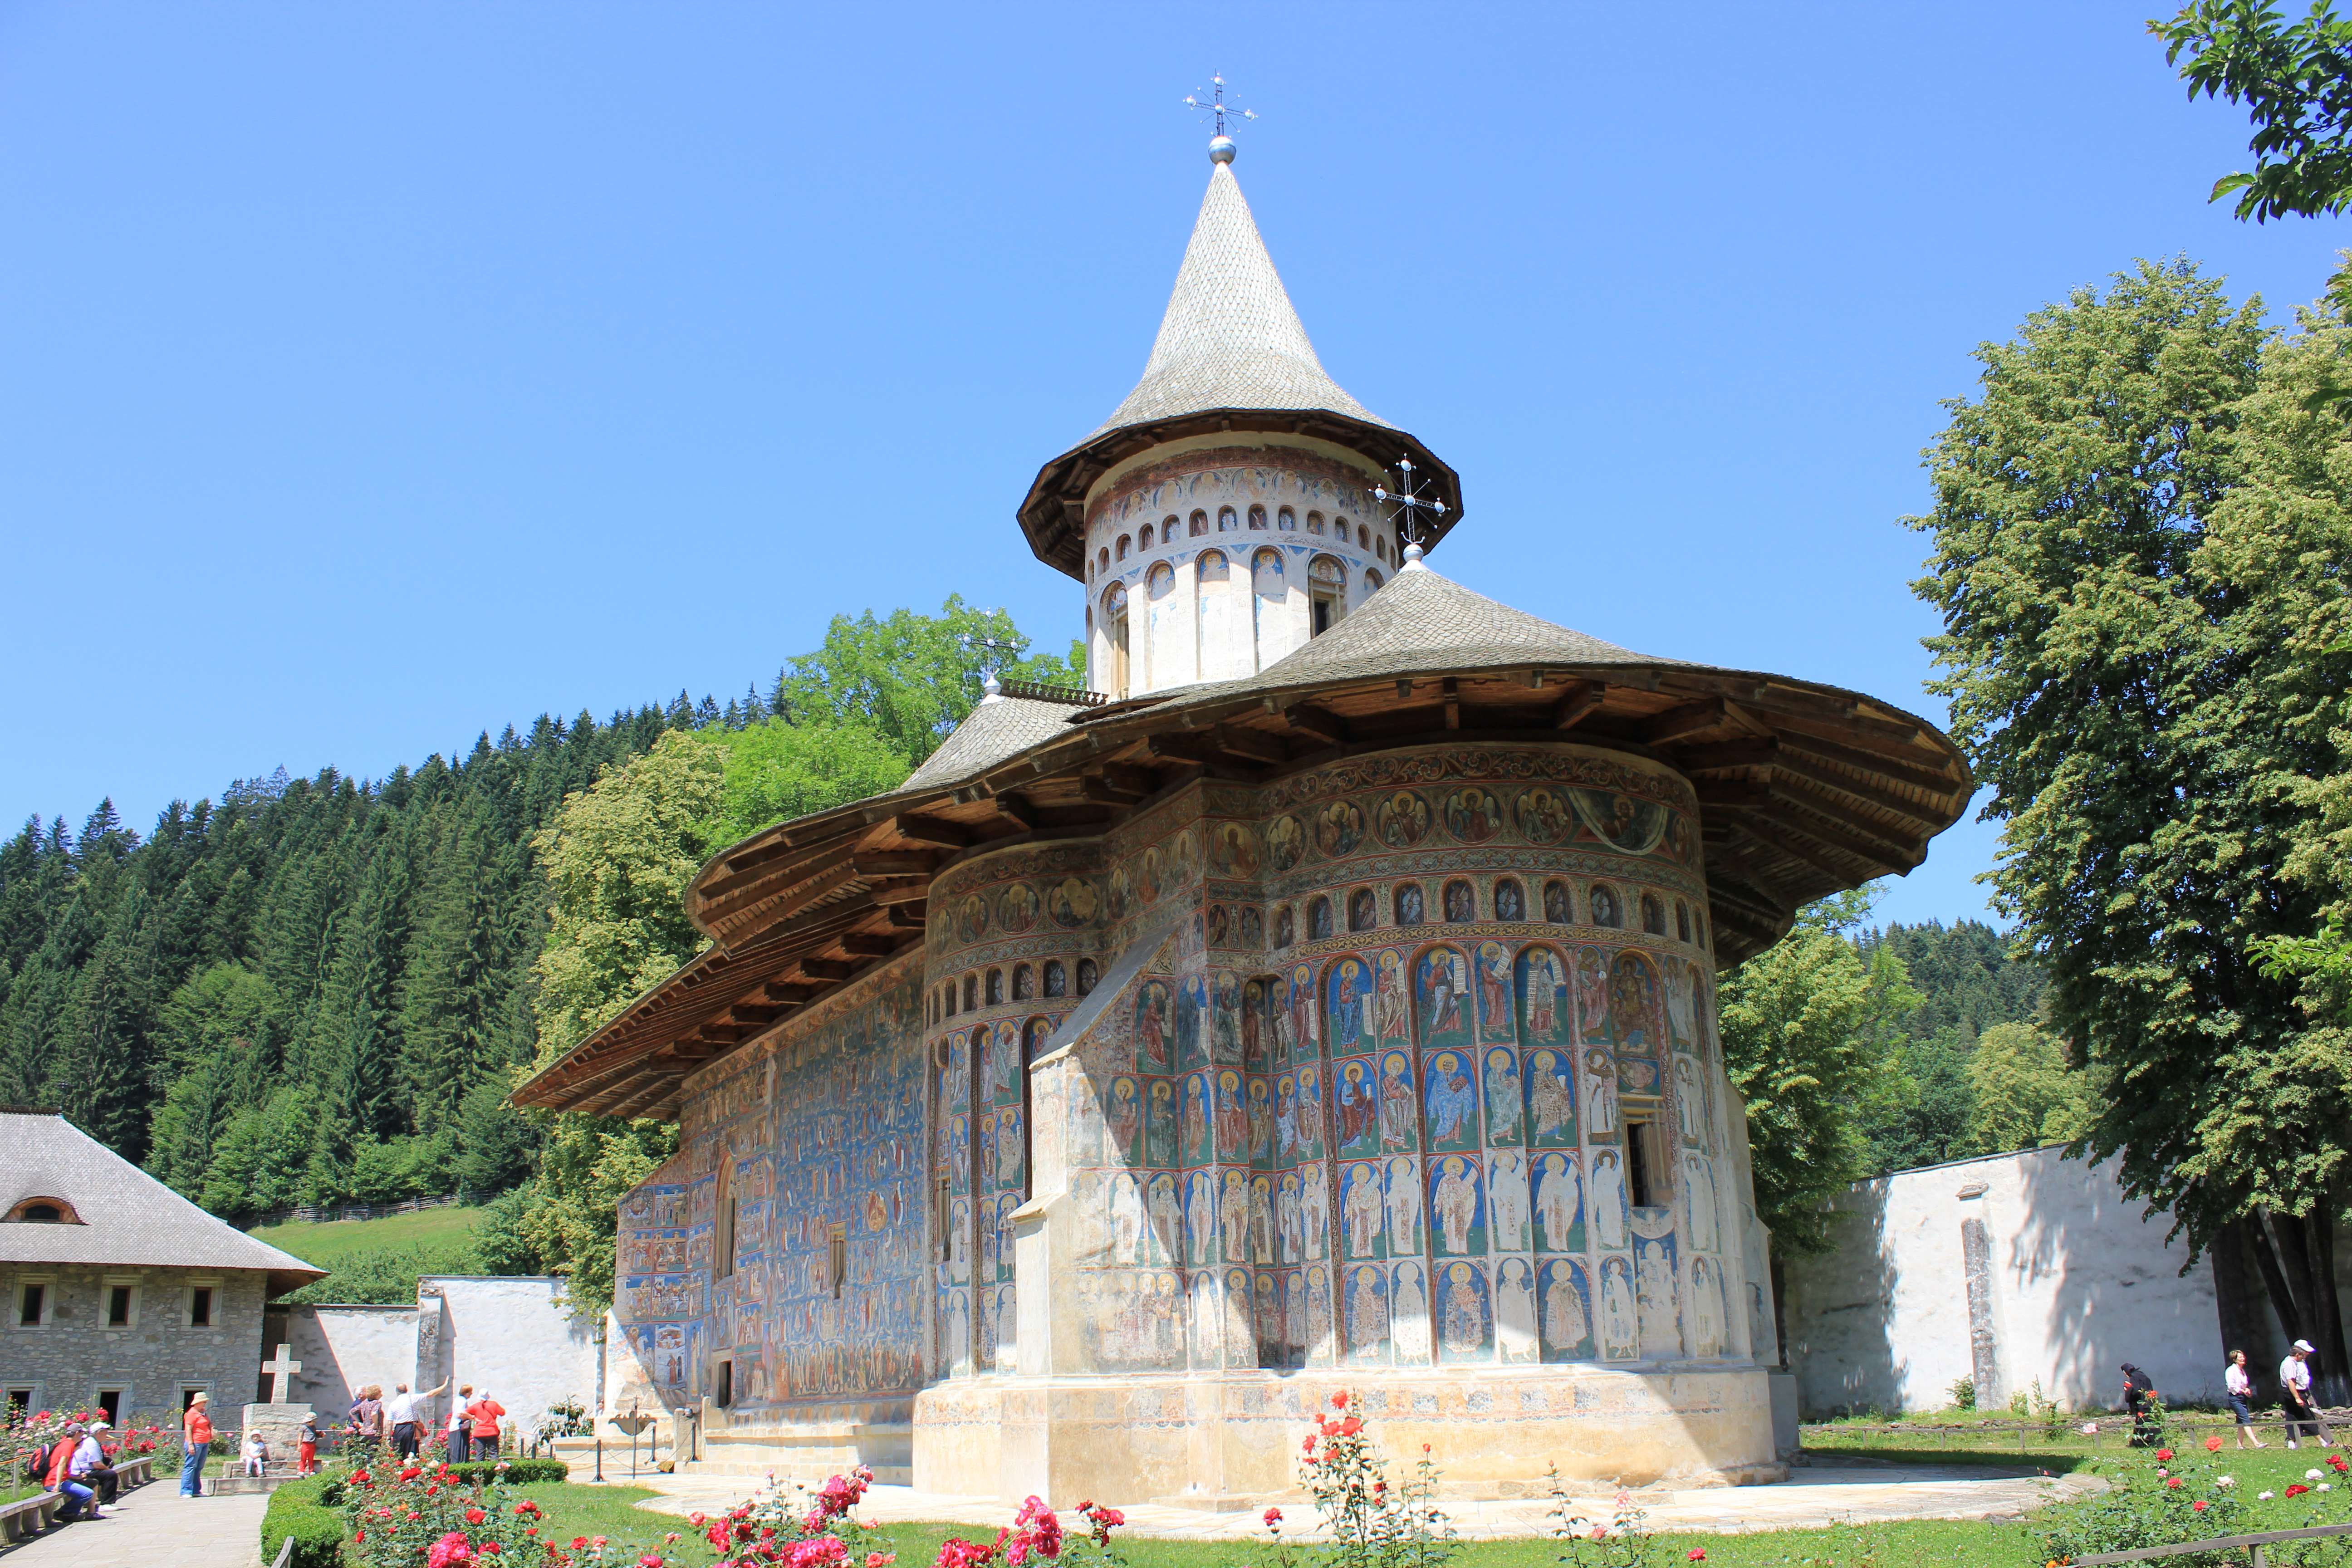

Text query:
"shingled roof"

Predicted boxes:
[[0, 1109, 325, 1297], [1016, 152, 1461, 579]]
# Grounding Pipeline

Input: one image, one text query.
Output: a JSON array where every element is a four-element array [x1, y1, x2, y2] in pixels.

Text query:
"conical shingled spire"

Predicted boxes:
[[1089, 162, 1393, 440]]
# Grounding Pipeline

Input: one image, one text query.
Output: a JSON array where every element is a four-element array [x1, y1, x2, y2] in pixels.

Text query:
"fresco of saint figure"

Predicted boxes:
[[1377, 1051, 1418, 1151], [1377, 789, 1432, 848], [1484, 1047, 1524, 1145], [1314, 799, 1366, 859], [1136, 980, 1172, 1071], [1600, 1256, 1639, 1359], [1248, 1077, 1273, 1161], [999, 882, 1041, 935], [1374, 951, 1411, 1044], [1444, 788, 1503, 844], [1636, 1234, 1681, 1358], [1574, 950, 1611, 1044], [1337, 1059, 1378, 1157], [1436, 1260, 1493, 1364], [1183, 1072, 1213, 1166], [1583, 1049, 1619, 1137], [1534, 1151, 1583, 1254], [1049, 877, 1098, 928], [1343, 1161, 1386, 1259], [1422, 1050, 1478, 1151], [1107, 1076, 1141, 1162], [1525, 1048, 1576, 1147], [1685, 1152, 1718, 1252], [1289, 966, 1318, 1061], [1610, 953, 1657, 1052], [1417, 947, 1472, 1049], [1539, 1259, 1594, 1362], [1517, 786, 1570, 846], [1385, 1155, 1422, 1254], [1430, 1154, 1485, 1256], [1146, 1081, 1177, 1167], [1327, 958, 1373, 1055], [1267, 814, 1304, 872], [1392, 1261, 1432, 1363], [1590, 1149, 1629, 1251], [1475, 941, 1515, 1041], [1345, 1264, 1390, 1363], [1215, 1068, 1248, 1159], [1496, 1255, 1539, 1363]]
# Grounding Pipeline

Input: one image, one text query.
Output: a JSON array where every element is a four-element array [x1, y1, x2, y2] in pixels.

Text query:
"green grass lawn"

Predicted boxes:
[[248, 1203, 485, 1267]]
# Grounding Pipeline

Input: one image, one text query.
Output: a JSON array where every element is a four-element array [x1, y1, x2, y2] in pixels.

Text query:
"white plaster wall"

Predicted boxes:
[[1780, 1147, 2222, 1417], [423, 1277, 601, 1442], [287, 1304, 417, 1419]]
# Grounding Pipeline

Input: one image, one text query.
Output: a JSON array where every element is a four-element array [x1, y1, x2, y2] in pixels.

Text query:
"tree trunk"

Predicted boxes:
[[2302, 1210, 2351, 1407], [2212, 1217, 2277, 1368], [2249, 1210, 2310, 1401]]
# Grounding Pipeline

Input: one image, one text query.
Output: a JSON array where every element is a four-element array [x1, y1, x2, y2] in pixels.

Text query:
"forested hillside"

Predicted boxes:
[[0, 599, 1080, 1225]]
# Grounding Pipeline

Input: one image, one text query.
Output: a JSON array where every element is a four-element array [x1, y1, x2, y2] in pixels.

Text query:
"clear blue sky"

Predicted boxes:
[[3, 3, 2341, 930]]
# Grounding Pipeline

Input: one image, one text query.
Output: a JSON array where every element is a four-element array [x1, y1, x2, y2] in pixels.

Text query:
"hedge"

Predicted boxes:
[[440, 1458, 568, 1486], [262, 1472, 347, 1568]]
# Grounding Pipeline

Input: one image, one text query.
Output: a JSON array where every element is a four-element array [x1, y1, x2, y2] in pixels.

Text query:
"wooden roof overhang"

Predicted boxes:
[[511, 661, 1970, 1118], [1016, 409, 1463, 582]]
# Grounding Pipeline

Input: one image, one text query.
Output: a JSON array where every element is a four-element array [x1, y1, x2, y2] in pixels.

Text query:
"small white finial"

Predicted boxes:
[[1209, 135, 1236, 164], [980, 670, 1003, 703], [1402, 539, 1427, 571]]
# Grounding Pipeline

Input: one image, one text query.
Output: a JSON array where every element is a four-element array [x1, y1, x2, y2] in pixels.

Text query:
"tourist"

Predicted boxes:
[[463, 1387, 506, 1462], [2225, 1349, 2268, 1448], [444, 1383, 475, 1460], [384, 1377, 448, 1460], [2121, 1362, 2162, 1447], [350, 1383, 385, 1451], [241, 1431, 268, 1477], [298, 1413, 320, 1477], [180, 1392, 213, 1497], [78, 1421, 120, 1506], [2282, 1339, 2337, 1449], [48, 1423, 99, 1521]]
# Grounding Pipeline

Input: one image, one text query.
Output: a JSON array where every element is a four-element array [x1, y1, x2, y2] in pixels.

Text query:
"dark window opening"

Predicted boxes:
[[107, 1286, 132, 1326], [1676, 903, 1692, 943], [5, 1389, 29, 1419], [19, 1204, 61, 1223], [97, 1389, 122, 1424], [1043, 960, 1066, 998], [829, 1227, 848, 1299], [1626, 1122, 1656, 1209], [1642, 894, 1666, 936], [715, 1360, 733, 1409], [190, 1287, 213, 1328], [19, 1284, 45, 1327], [1012, 965, 1034, 1001], [936, 1176, 953, 1262], [963, 975, 978, 1011], [1275, 908, 1295, 948], [1308, 897, 1333, 941], [181, 1387, 205, 1413]]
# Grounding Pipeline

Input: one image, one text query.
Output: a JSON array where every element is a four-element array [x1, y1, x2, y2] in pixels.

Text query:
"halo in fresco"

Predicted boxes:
[[1515, 786, 1572, 846], [1570, 788, 1670, 855], [1312, 799, 1366, 860], [1048, 877, 1098, 928], [996, 882, 1041, 934], [1443, 788, 1505, 844], [956, 893, 990, 943], [1376, 790, 1433, 848], [1267, 814, 1305, 872]]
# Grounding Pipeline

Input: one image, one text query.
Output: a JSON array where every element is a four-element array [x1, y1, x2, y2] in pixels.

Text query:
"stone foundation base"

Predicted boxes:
[[913, 1366, 1778, 1507]]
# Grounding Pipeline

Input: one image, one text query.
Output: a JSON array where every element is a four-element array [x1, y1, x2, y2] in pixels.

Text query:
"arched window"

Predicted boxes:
[[1375, 537, 1387, 563], [1117, 534, 1131, 561], [1348, 888, 1377, 932], [1591, 886, 1621, 928], [1495, 879, 1526, 922], [1365, 568, 1384, 592], [1642, 894, 1666, 936], [1043, 959, 1067, 998], [1163, 514, 1179, 541], [1139, 524, 1153, 549], [1098, 546, 1110, 574], [1248, 504, 1268, 530], [1012, 964, 1034, 1001], [1693, 910, 1708, 949], [1278, 506, 1297, 530], [1087, 559, 1095, 584], [963, 973, 979, 1010], [1251, 549, 1286, 672], [714, 1156, 738, 1281], [1357, 523, 1369, 549], [1333, 516, 1350, 543], [986, 969, 1004, 1005], [1275, 906, 1296, 948], [1675, 902, 1692, 944], [1218, 505, 1238, 532], [1306, 510, 1326, 534], [1443, 880, 1475, 923], [1308, 896, 1334, 940], [1077, 958, 1099, 995], [1103, 582, 1131, 697], [1308, 555, 1346, 636], [1544, 880, 1573, 924], [943, 983, 956, 1017], [1393, 883, 1425, 926], [1190, 510, 1209, 537], [5, 1197, 75, 1224]]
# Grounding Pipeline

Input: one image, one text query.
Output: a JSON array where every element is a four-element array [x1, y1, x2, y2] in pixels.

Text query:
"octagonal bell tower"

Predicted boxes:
[[1018, 137, 1464, 699]]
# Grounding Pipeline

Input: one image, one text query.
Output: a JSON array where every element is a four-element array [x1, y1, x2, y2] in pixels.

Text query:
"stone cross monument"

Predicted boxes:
[[237, 1341, 315, 1490]]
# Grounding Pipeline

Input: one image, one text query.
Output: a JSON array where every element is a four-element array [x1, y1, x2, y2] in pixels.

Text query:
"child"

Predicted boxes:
[[298, 1416, 320, 1476], [241, 1431, 268, 1478]]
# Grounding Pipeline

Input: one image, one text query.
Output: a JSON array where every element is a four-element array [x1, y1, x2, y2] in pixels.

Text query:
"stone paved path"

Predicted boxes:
[[628, 1465, 2101, 1539], [1, 1481, 267, 1567]]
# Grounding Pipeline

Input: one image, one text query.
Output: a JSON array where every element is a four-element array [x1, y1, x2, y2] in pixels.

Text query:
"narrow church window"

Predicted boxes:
[[1676, 902, 1692, 943], [1352, 522, 1366, 548], [828, 1225, 848, 1298], [987, 970, 1004, 1006], [1098, 547, 1110, 574], [1693, 910, 1708, 949], [715, 1161, 736, 1281], [1348, 888, 1377, 932], [1308, 897, 1333, 941], [1103, 583, 1130, 698], [1248, 505, 1268, 529], [1365, 569, 1384, 592], [1624, 1117, 1670, 1210], [1495, 879, 1526, 922], [1443, 880, 1475, 923], [96, 1389, 122, 1425], [1139, 524, 1154, 549], [1308, 556, 1346, 636], [1218, 505, 1238, 531], [936, 1176, 953, 1262], [1117, 535, 1131, 561], [1641, 894, 1665, 936], [1544, 880, 1572, 924], [1190, 510, 1208, 537], [16, 1283, 44, 1327], [1277, 506, 1297, 530], [1012, 964, 1034, 1001], [1275, 906, 1295, 948], [1043, 960, 1066, 998], [1394, 884, 1425, 926], [715, 1361, 734, 1409], [963, 975, 979, 1012], [1306, 510, 1325, 534], [1591, 886, 1621, 928], [188, 1285, 213, 1328], [106, 1285, 132, 1327], [1077, 959, 1098, 995]]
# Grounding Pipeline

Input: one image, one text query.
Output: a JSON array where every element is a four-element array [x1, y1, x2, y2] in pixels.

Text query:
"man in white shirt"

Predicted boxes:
[[384, 1377, 448, 1460], [70, 1423, 115, 1516], [2281, 1339, 2337, 1449]]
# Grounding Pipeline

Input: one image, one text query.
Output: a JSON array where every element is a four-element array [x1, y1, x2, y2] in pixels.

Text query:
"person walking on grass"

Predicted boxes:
[[2226, 1349, 2269, 1448], [180, 1392, 213, 1497], [2282, 1339, 2337, 1449]]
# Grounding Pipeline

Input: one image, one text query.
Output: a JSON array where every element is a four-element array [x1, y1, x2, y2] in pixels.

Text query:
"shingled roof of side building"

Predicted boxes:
[[0, 1107, 326, 1297]]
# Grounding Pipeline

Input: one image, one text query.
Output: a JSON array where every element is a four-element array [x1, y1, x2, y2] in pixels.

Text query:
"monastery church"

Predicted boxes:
[[515, 131, 1970, 1504]]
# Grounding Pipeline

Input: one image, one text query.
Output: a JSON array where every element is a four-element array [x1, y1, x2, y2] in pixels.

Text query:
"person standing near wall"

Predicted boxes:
[[463, 1388, 505, 1462], [2225, 1350, 2268, 1449], [180, 1393, 212, 1498], [350, 1385, 384, 1452], [2122, 1363, 2163, 1447], [385, 1378, 448, 1460], [2282, 1340, 2338, 1449], [298, 1414, 319, 1477], [443, 1384, 474, 1461]]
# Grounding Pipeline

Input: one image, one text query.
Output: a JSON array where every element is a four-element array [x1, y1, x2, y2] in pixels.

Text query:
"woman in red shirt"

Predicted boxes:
[[462, 1391, 505, 1462], [181, 1393, 214, 1497]]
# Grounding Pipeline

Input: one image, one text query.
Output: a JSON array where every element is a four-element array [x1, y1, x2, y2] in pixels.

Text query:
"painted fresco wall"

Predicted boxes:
[[612, 956, 929, 1415]]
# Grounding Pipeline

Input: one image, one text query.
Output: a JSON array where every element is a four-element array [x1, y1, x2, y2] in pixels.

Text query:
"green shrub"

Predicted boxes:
[[440, 1457, 566, 1485], [263, 1471, 349, 1568], [1948, 1376, 1976, 1411]]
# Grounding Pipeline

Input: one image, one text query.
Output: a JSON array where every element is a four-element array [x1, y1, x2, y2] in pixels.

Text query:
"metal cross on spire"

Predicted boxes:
[[1183, 74, 1257, 159], [1373, 455, 1447, 564], [963, 630, 1023, 700]]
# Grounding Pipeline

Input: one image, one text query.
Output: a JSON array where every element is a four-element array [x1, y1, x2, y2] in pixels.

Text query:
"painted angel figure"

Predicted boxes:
[[1583, 1051, 1619, 1136], [1589, 1150, 1628, 1251]]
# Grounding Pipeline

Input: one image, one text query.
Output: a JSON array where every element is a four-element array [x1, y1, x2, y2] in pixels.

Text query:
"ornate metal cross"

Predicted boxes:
[[1182, 74, 1257, 139], [262, 1342, 302, 1402], [1373, 456, 1448, 552]]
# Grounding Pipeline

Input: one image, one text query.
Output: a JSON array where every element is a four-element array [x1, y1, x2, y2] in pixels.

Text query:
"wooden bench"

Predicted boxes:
[[114, 1455, 153, 1489], [0, 1492, 61, 1543]]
